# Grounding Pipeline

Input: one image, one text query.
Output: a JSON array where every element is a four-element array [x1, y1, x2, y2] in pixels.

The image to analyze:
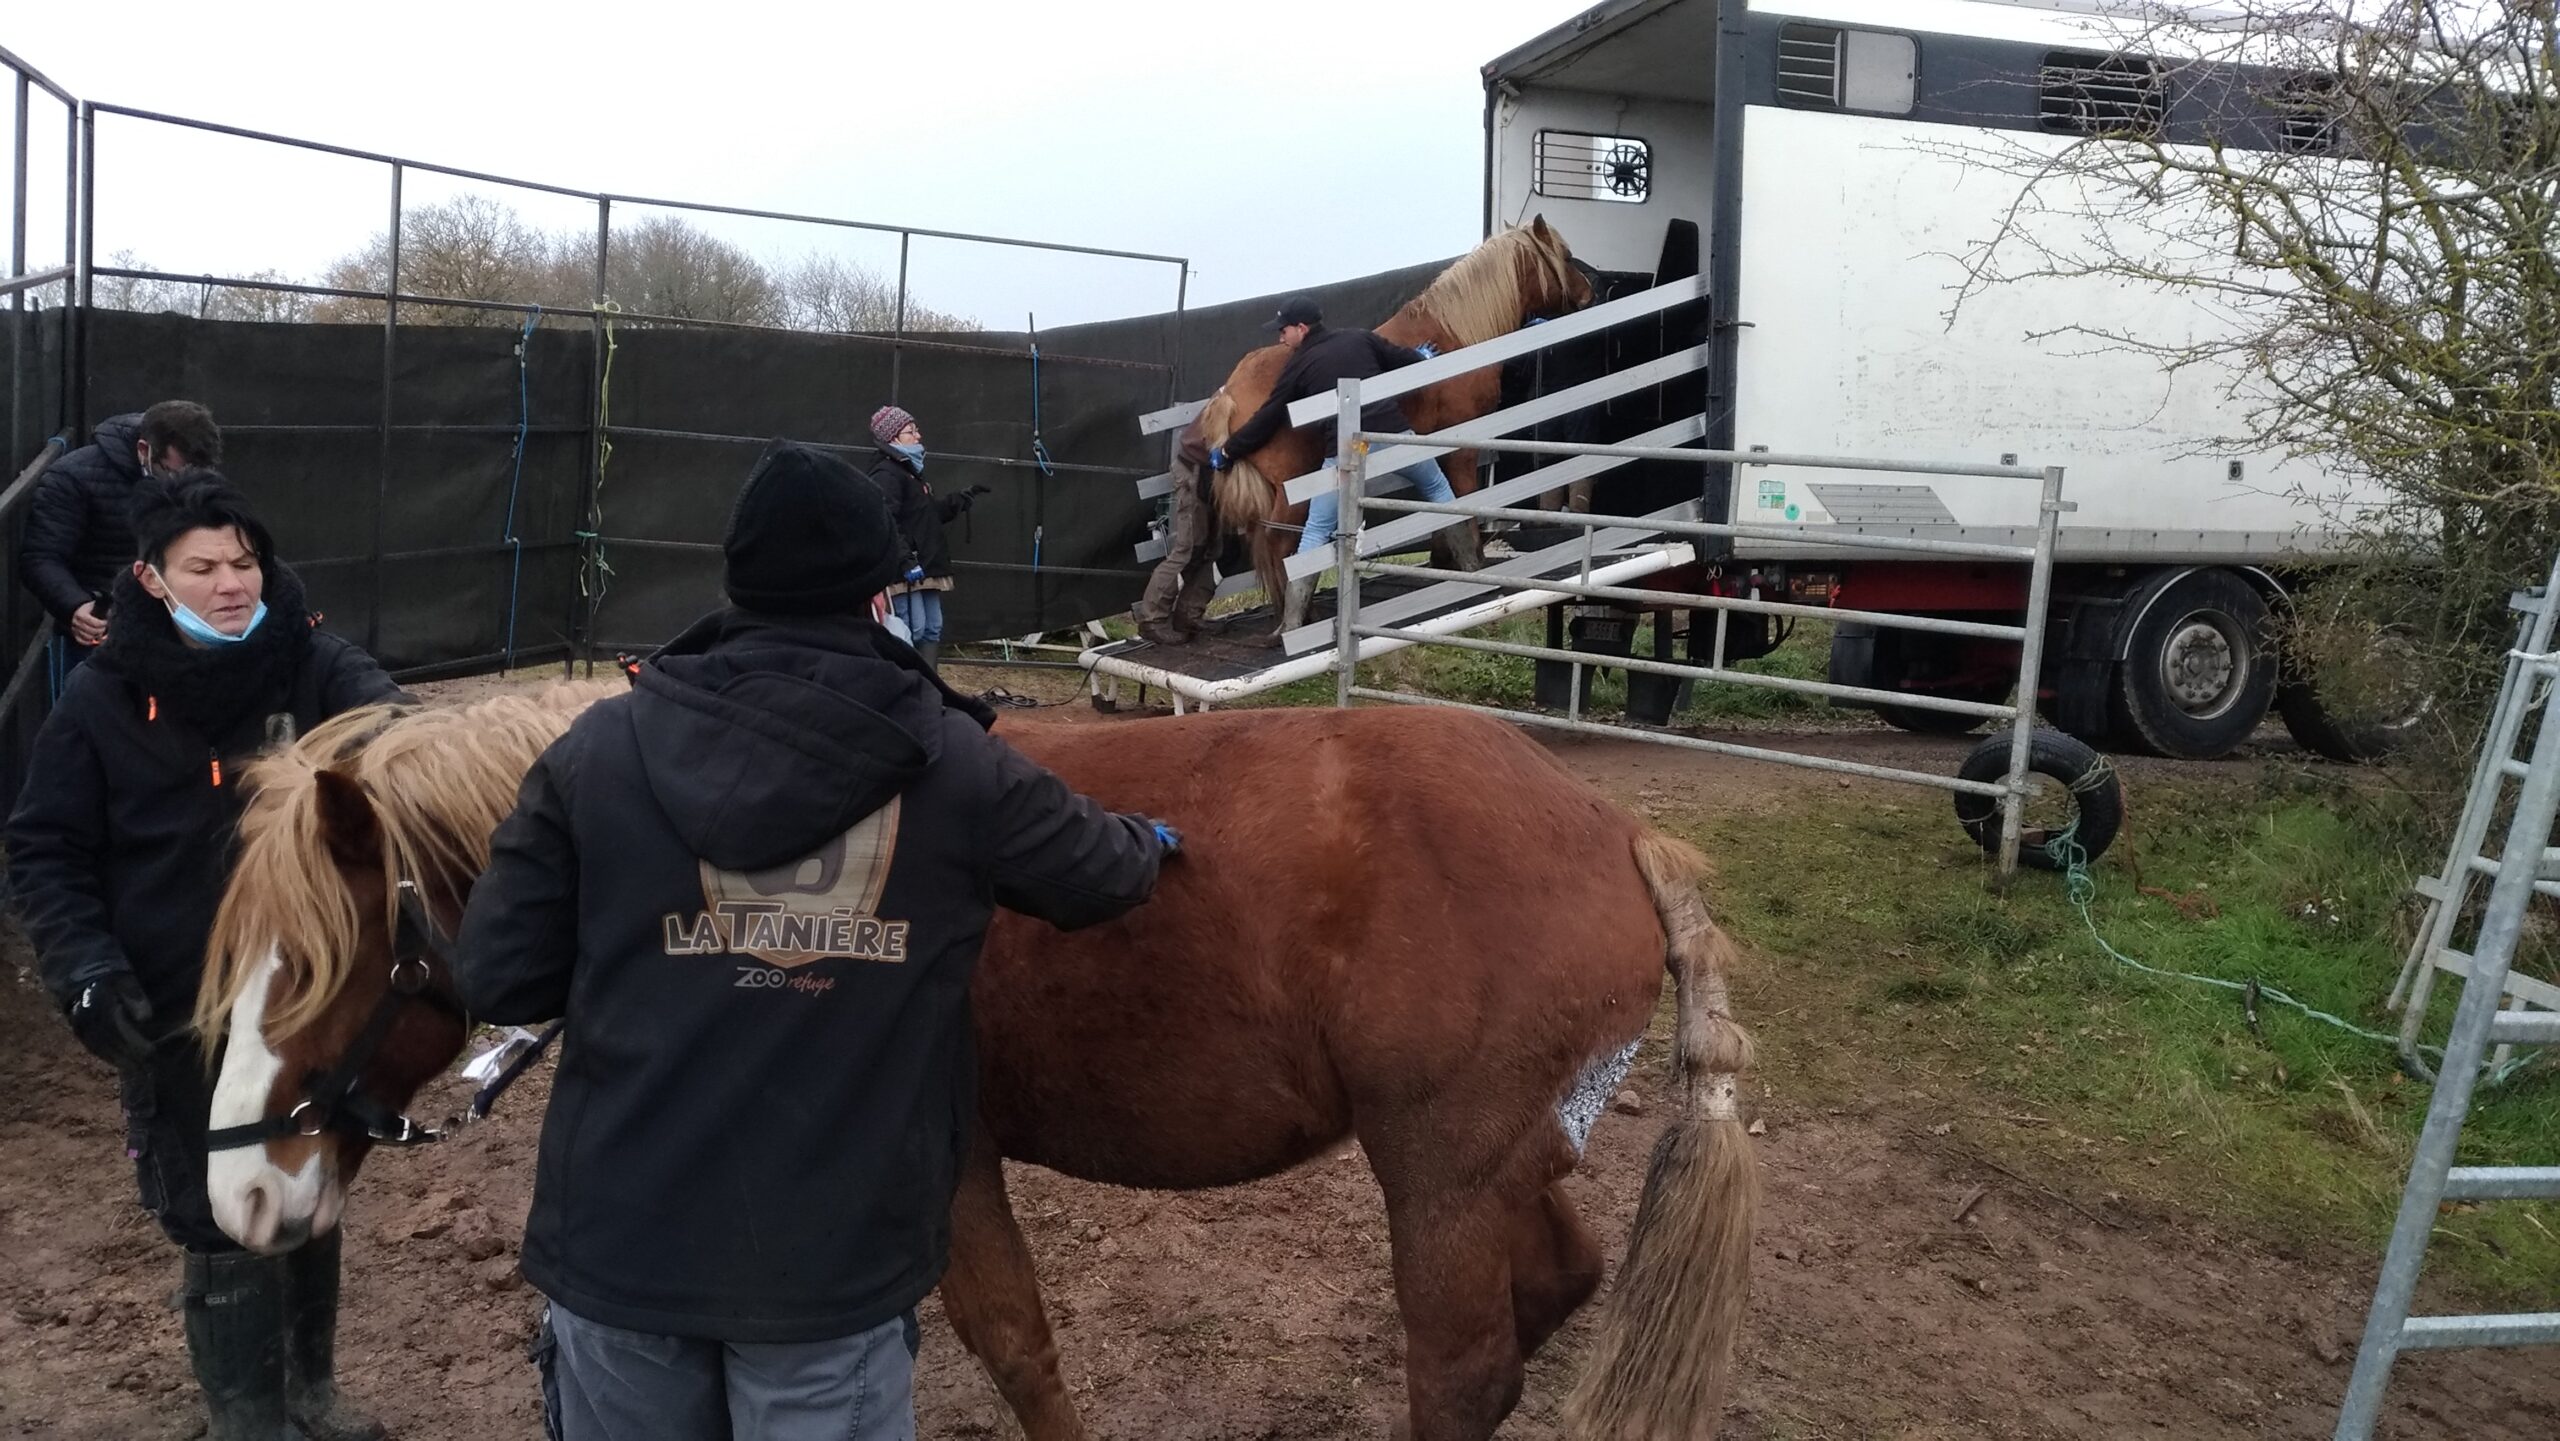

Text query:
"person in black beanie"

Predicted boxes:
[[451, 440, 1180, 1441], [6, 470, 405, 1441]]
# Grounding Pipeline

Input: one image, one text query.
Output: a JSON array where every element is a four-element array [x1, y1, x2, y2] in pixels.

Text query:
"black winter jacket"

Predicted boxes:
[[1222, 325, 1430, 461], [5, 566, 407, 1029], [865, 448, 976, 583], [18, 413, 146, 625], [450, 609, 1164, 1343]]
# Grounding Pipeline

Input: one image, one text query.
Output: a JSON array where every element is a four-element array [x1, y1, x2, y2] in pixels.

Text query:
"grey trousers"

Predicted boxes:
[[540, 1302, 917, 1441]]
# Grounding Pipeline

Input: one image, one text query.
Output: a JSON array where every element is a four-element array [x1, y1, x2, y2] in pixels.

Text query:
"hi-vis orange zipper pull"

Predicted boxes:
[[147, 696, 158, 722], [208, 750, 224, 788]]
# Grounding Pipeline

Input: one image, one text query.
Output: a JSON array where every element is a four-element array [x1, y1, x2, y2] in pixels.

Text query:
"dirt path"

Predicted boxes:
[[3, 701, 2545, 1440]]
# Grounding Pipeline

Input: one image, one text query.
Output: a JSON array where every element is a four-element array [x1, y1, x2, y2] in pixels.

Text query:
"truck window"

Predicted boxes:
[[2039, 51, 2170, 138], [1532, 131, 1652, 204], [1776, 23, 1917, 116]]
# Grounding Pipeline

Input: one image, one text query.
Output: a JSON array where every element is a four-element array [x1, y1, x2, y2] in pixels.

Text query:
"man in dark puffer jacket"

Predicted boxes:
[[18, 401, 223, 680]]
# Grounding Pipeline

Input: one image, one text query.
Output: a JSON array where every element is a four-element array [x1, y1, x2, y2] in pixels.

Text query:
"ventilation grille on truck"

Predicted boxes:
[[1777, 24, 1843, 107], [2039, 52, 2168, 137]]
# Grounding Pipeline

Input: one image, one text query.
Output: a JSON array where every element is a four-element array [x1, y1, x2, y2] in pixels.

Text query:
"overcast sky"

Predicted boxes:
[[7, 0, 1579, 327]]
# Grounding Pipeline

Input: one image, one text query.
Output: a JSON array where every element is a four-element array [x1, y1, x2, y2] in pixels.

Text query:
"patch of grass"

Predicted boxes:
[[1672, 769, 2560, 1302]]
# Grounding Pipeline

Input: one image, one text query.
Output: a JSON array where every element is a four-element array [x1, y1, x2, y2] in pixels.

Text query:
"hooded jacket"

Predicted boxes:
[[451, 608, 1163, 1343], [5, 565, 407, 1026], [18, 413, 147, 626]]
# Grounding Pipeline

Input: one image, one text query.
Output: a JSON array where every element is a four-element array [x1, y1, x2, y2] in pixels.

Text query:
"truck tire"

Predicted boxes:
[[2110, 568, 2276, 760], [1952, 729, 2123, 870]]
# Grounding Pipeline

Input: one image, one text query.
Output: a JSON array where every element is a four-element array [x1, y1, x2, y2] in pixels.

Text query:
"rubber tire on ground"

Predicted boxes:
[[1951, 728, 2124, 871], [2109, 568, 2276, 760]]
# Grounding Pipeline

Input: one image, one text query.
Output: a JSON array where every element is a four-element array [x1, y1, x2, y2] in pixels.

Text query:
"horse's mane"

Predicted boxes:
[[196, 680, 621, 1043], [1400, 223, 1578, 350]]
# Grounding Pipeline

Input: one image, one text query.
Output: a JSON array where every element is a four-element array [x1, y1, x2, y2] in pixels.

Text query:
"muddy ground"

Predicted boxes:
[[3, 686, 2550, 1439]]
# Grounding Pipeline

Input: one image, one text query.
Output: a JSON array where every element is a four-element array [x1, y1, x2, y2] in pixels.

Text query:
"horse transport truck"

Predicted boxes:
[[1473, 0, 2392, 761]]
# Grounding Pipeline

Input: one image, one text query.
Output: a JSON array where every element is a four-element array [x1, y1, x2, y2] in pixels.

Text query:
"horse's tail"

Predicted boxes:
[[1566, 830, 1757, 1439], [1201, 389, 1287, 604]]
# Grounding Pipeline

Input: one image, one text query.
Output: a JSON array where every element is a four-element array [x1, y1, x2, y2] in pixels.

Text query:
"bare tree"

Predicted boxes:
[[779, 251, 980, 333], [312, 194, 580, 326], [1941, 0, 2560, 745], [607, 216, 783, 325], [93, 250, 315, 323]]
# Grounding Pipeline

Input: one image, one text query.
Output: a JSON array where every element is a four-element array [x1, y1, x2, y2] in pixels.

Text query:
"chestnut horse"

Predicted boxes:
[[1205, 216, 1596, 637], [195, 688, 1756, 1440]]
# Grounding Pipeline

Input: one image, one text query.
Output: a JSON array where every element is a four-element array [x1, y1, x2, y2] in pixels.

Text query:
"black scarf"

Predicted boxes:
[[91, 564, 317, 739]]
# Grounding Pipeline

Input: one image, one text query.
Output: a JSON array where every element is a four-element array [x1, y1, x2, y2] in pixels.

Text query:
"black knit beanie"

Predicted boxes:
[[723, 441, 907, 616]]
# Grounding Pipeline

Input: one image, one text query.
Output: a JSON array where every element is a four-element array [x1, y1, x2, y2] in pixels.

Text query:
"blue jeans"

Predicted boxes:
[[1295, 456, 1458, 556], [541, 1302, 919, 1441], [890, 590, 943, 645]]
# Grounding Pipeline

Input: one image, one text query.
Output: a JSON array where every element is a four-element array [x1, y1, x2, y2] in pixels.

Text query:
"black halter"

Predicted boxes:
[[204, 878, 468, 1153]]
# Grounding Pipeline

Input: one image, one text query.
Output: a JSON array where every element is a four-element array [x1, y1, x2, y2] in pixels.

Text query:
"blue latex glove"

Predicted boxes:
[[1413, 342, 1438, 359], [1148, 819, 1183, 856], [1207, 447, 1231, 471], [904, 562, 925, 584], [1528, 315, 1550, 326]]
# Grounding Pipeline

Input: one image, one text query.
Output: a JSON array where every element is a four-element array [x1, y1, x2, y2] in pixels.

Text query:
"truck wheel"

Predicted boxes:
[[1952, 729, 2124, 870], [2110, 569, 2275, 760]]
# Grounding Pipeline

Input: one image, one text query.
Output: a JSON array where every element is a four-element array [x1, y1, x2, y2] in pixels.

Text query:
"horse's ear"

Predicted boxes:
[[311, 768, 384, 870], [1530, 213, 1555, 241]]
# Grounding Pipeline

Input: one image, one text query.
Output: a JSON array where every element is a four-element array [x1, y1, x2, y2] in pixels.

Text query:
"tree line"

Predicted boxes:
[[94, 194, 978, 333]]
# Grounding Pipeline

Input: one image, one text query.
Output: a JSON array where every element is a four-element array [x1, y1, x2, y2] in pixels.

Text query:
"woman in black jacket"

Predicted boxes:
[[863, 404, 987, 671], [6, 472, 406, 1441]]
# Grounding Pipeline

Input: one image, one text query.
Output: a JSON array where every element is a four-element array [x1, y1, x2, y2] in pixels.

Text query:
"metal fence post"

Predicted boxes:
[[574, 196, 610, 677], [890, 230, 909, 403], [1334, 378, 1365, 708], [72, 101, 91, 433], [1996, 464, 2068, 876], [367, 161, 400, 655], [11, 73, 28, 470]]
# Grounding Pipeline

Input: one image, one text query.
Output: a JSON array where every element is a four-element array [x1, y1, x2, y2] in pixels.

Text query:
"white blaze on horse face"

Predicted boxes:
[[207, 947, 335, 1252]]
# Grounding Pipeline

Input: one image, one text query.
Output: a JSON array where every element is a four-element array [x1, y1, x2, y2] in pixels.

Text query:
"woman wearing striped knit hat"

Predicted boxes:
[[863, 404, 987, 670]]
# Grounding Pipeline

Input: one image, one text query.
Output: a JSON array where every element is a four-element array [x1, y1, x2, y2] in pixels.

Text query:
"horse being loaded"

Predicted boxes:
[[194, 686, 1757, 1441], [1205, 217, 1597, 639]]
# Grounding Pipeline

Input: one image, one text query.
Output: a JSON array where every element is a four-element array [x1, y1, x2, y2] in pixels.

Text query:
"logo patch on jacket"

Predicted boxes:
[[662, 799, 909, 966]]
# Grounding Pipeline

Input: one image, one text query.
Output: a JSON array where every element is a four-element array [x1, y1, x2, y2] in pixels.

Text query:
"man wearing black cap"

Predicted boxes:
[[1210, 296, 1479, 632], [451, 441, 1179, 1441]]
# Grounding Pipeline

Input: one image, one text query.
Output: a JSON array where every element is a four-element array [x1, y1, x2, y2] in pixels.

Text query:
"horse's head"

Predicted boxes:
[[197, 688, 606, 1252], [1520, 214, 1597, 320], [1403, 217, 1599, 351]]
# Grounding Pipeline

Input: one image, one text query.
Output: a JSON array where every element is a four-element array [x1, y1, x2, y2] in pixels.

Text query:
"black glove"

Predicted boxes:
[[68, 972, 157, 1067], [964, 483, 994, 499]]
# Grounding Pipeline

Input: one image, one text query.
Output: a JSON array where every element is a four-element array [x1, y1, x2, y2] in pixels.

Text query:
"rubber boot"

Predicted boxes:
[[181, 1249, 297, 1441], [916, 641, 941, 671], [283, 1231, 385, 1441]]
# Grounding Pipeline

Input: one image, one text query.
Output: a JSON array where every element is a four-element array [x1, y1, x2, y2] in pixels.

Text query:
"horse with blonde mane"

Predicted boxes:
[[195, 686, 1757, 1441], [1204, 216, 1596, 638]]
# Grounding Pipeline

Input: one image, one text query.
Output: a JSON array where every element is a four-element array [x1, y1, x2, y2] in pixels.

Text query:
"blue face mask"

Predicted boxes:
[[152, 569, 268, 646], [890, 442, 925, 469]]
